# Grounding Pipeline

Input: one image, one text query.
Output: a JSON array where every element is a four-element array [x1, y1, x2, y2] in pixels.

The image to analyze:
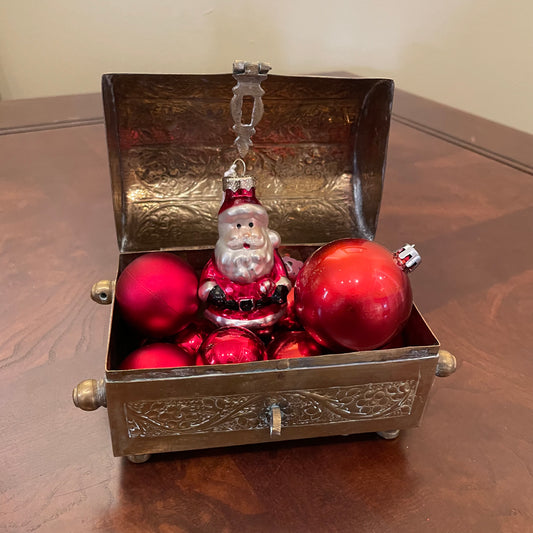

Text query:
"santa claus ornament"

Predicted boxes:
[[198, 160, 291, 332]]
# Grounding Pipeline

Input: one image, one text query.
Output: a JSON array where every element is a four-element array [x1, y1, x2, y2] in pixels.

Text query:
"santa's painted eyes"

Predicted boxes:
[[249, 222, 254, 228], [236, 224, 241, 229]]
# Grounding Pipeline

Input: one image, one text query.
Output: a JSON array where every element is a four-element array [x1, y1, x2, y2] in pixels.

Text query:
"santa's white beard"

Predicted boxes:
[[215, 239, 274, 283]]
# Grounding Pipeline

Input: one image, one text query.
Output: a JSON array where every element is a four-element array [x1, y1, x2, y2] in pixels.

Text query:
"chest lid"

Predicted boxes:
[[102, 69, 393, 253]]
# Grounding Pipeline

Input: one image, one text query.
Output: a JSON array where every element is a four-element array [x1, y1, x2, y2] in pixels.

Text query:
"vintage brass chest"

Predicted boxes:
[[73, 69, 456, 462]]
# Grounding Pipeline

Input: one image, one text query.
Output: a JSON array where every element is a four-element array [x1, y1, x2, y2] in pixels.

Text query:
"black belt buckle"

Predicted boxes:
[[239, 299, 254, 312]]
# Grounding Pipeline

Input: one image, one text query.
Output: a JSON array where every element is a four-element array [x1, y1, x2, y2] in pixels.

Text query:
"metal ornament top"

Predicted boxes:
[[222, 159, 255, 192], [231, 61, 271, 157]]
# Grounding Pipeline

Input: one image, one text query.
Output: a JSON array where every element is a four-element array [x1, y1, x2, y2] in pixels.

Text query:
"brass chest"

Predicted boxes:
[[73, 70, 455, 462]]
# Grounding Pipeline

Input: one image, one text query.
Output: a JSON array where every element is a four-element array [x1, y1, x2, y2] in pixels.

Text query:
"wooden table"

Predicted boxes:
[[1, 88, 532, 533]]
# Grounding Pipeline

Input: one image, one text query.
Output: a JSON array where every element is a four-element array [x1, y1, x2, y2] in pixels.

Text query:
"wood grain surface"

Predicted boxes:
[[1, 92, 533, 532]]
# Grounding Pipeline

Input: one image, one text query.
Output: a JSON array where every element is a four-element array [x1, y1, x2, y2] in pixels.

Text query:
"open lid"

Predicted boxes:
[[102, 71, 393, 253]]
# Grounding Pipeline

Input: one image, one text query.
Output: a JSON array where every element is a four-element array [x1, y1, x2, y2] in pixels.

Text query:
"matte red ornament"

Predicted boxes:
[[267, 330, 323, 360], [201, 326, 266, 365], [116, 252, 199, 338], [119, 343, 195, 370], [173, 320, 214, 356], [294, 239, 413, 352]]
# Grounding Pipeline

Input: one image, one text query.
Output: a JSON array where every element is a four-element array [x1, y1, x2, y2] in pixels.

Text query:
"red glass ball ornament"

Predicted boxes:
[[276, 288, 302, 331], [201, 326, 266, 365], [294, 239, 413, 352], [267, 330, 323, 360], [173, 320, 214, 356], [119, 343, 195, 370], [116, 252, 199, 338]]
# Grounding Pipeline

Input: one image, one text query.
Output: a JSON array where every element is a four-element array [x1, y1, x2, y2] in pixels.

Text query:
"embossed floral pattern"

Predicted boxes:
[[125, 380, 418, 439]]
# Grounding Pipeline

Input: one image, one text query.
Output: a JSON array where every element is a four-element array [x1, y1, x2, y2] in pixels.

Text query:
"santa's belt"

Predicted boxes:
[[226, 297, 271, 312]]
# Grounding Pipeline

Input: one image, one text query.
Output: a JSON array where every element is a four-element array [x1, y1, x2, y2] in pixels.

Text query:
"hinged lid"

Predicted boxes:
[[102, 72, 393, 253]]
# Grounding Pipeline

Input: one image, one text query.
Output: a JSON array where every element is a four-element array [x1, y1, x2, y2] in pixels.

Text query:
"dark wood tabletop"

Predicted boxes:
[[1, 87, 533, 533]]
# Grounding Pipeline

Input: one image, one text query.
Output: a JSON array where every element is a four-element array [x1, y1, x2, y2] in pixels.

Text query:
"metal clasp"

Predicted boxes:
[[231, 60, 271, 157], [269, 404, 282, 437]]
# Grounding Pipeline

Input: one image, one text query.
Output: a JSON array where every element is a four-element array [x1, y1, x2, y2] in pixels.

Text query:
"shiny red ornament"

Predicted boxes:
[[173, 320, 214, 356], [275, 287, 302, 331], [116, 252, 199, 338], [295, 239, 413, 352], [200, 326, 266, 365], [119, 343, 195, 370], [267, 330, 323, 360]]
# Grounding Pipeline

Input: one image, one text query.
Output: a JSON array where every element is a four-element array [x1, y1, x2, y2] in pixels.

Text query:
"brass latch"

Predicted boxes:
[[269, 404, 282, 437]]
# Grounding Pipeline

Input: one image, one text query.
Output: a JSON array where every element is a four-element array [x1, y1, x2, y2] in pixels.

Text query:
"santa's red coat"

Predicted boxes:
[[199, 252, 290, 330]]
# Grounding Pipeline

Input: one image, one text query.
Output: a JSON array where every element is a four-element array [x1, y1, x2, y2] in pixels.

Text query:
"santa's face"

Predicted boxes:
[[215, 211, 277, 284], [219, 214, 266, 251]]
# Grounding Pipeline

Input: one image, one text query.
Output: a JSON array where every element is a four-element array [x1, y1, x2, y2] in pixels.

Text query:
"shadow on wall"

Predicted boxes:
[[352, 0, 532, 134]]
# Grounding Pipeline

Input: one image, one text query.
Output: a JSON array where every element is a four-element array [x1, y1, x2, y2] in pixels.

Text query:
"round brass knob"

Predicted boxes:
[[91, 280, 115, 305], [72, 379, 107, 410], [436, 350, 457, 377]]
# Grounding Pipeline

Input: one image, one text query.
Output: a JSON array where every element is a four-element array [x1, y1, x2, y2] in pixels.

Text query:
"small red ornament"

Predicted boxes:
[[116, 252, 199, 338], [200, 326, 266, 365], [119, 343, 195, 370], [295, 239, 417, 352], [173, 320, 214, 356], [267, 330, 323, 360], [275, 288, 302, 331]]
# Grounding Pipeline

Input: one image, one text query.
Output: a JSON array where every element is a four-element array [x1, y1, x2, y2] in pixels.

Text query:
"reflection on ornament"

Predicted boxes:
[[173, 320, 214, 356], [120, 343, 195, 370], [267, 331, 323, 360], [200, 326, 266, 365]]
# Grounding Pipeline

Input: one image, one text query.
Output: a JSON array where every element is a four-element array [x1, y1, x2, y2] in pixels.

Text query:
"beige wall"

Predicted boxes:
[[1, 0, 532, 133]]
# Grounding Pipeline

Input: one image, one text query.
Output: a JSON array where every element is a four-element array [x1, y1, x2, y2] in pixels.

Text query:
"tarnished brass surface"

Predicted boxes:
[[90, 279, 115, 305], [102, 287, 440, 458], [105, 346, 438, 457], [73, 379, 107, 411], [436, 349, 457, 377], [102, 73, 393, 252]]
